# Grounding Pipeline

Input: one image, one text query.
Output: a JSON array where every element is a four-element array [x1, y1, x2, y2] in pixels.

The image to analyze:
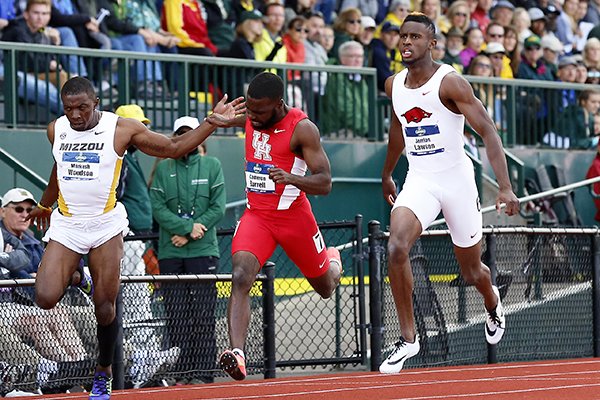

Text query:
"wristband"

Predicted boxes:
[[36, 202, 53, 212]]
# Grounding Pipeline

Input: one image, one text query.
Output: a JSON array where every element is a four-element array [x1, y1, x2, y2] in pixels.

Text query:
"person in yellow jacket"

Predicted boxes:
[[482, 22, 513, 78], [484, 42, 512, 78], [253, 1, 287, 63], [374, 0, 411, 39]]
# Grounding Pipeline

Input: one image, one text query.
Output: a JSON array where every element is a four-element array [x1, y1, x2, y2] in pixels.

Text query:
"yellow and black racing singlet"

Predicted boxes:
[[52, 112, 122, 217]]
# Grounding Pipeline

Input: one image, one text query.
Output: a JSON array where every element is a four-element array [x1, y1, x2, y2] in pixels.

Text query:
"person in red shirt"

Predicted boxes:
[[282, 15, 308, 82], [207, 72, 343, 381], [162, 0, 218, 56]]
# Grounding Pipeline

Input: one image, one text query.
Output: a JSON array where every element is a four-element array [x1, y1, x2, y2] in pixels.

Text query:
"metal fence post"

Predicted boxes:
[[592, 234, 600, 357], [368, 220, 384, 371], [486, 233, 498, 364], [113, 287, 125, 389], [355, 214, 368, 365], [262, 261, 276, 379]]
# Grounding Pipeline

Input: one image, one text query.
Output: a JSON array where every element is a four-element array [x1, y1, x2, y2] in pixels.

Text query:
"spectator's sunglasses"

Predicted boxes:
[[7, 205, 33, 213]]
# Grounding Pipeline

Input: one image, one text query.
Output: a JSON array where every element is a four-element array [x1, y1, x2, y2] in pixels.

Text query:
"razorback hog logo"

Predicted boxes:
[[402, 107, 432, 123]]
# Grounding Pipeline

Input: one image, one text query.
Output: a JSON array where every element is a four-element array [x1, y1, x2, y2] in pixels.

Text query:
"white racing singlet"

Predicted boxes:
[[391, 63, 471, 173], [52, 112, 122, 217]]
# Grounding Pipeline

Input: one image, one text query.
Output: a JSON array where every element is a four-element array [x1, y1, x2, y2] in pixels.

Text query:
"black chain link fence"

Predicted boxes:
[[369, 223, 599, 371], [0, 217, 365, 394], [3, 221, 598, 395]]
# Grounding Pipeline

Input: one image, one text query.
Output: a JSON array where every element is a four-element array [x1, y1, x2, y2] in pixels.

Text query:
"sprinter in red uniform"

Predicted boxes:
[[208, 72, 342, 380]]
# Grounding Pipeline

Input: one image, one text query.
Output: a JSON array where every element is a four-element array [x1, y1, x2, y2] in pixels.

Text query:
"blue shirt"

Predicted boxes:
[[0, 0, 16, 20], [0, 220, 43, 277]]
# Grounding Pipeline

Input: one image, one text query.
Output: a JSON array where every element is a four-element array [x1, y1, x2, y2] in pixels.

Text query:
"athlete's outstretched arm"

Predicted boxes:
[[440, 73, 519, 216], [268, 118, 332, 195], [381, 75, 406, 206], [122, 95, 245, 158]]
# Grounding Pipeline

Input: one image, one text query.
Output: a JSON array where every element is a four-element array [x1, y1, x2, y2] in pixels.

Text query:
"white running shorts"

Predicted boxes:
[[43, 202, 130, 254], [392, 162, 482, 248]]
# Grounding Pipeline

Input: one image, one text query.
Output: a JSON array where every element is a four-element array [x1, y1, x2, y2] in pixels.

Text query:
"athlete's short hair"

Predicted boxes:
[[61, 76, 96, 99], [247, 72, 284, 100], [404, 12, 436, 37]]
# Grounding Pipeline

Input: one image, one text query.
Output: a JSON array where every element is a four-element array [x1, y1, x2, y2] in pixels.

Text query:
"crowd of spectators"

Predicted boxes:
[[3, 0, 600, 142], [3, 0, 600, 393]]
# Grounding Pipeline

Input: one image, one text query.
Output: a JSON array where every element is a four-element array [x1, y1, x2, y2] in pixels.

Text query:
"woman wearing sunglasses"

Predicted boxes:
[[329, 7, 362, 61]]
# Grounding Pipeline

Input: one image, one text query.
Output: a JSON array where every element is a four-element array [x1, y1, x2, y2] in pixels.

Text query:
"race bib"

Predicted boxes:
[[245, 161, 276, 193], [60, 152, 100, 181]]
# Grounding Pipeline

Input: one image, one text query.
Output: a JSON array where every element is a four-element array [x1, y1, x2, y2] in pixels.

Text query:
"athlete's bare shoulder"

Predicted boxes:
[[440, 70, 472, 100], [47, 119, 57, 144], [114, 116, 148, 154], [385, 73, 400, 97], [294, 118, 320, 143]]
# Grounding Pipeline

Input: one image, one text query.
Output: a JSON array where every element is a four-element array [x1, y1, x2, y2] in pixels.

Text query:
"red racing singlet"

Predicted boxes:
[[244, 108, 308, 210]]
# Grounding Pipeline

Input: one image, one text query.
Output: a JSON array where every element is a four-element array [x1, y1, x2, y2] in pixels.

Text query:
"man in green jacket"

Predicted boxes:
[[322, 40, 369, 138], [149, 116, 226, 384]]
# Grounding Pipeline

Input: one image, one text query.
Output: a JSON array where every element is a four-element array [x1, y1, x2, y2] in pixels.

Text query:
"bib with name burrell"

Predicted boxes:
[[52, 112, 122, 217], [244, 108, 308, 211]]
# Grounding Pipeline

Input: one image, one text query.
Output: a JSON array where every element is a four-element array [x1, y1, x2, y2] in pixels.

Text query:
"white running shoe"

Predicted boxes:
[[130, 347, 181, 388], [485, 285, 506, 345], [379, 336, 420, 374]]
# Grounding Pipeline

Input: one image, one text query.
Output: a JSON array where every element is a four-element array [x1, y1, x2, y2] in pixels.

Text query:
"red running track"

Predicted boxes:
[[36, 358, 600, 400]]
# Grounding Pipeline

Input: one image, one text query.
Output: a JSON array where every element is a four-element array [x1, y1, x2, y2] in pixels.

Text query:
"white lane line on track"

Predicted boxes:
[[391, 382, 600, 400], [189, 382, 600, 400], [39, 381, 600, 400], [41, 359, 600, 399], [192, 358, 600, 391], [180, 370, 600, 400]]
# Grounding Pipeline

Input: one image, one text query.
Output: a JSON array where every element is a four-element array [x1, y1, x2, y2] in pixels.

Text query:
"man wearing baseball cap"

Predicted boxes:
[[442, 27, 465, 73], [541, 35, 564, 79], [371, 21, 402, 91], [1, 188, 92, 292], [484, 42, 508, 77], [517, 35, 554, 81], [149, 115, 226, 383], [1, 189, 33, 281]]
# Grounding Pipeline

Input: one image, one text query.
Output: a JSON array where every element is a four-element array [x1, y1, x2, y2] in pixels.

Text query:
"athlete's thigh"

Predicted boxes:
[[276, 205, 328, 279], [393, 174, 442, 232], [35, 240, 82, 302], [232, 209, 277, 268], [440, 173, 482, 248], [88, 234, 124, 304]]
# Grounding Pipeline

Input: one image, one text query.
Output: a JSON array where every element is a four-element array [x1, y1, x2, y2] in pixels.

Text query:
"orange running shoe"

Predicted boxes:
[[219, 349, 246, 381]]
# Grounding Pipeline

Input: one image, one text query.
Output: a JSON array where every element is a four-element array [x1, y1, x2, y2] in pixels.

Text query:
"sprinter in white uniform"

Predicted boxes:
[[379, 13, 520, 374], [27, 77, 244, 400]]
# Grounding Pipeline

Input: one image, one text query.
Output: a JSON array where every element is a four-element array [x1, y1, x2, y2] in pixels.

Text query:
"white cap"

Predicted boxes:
[[360, 16, 376, 30], [484, 42, 506, 55], [528, 7, 546, 21], [2, 188, 36, 207], [173, 116, 201, 133], [540, 35, 563, 53]]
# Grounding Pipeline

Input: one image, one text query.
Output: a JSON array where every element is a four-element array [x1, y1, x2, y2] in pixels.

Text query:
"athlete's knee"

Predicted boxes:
[[387, 238, 411, 267], [312, 274, 339, 299], [317, 284, 337, 299], [315, 284, 335, 299], [231, 266, 257, 293], [94, 301, 116, 326], [34, 287, 60, 310], [35, 293, 58, 310]]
